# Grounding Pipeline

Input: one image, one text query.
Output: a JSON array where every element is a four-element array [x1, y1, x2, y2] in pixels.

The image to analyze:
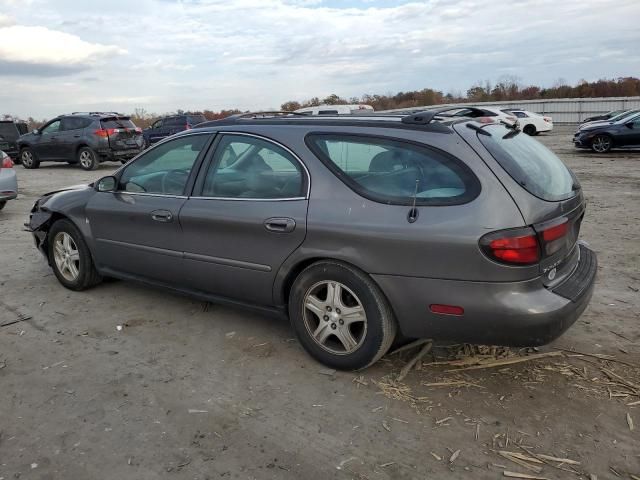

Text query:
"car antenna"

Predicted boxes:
[[407, 179, 419, 224]]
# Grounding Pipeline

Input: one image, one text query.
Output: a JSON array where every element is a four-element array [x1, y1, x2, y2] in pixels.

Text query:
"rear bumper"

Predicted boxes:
[[373, 245, 597, 346], [97, 148, 143, 161]]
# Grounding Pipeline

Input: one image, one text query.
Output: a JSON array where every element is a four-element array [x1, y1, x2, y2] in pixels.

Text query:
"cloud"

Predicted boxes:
[[0, 25, 126, 75]]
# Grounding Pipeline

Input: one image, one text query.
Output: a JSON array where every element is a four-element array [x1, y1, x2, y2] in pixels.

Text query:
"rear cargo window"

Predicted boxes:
[[479, 125, 577, 201], [101, 118, 136, 129], [306, 134, 480, 206]]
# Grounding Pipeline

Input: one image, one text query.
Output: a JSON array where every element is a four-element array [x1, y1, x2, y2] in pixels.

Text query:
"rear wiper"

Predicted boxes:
[[466, 123, 492, 136], [502, 129, 520, 140]]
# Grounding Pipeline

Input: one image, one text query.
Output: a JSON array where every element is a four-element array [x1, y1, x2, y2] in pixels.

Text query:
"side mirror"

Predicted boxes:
[[625, 122, 634, 129], [95, 176, 117, 192], [32, 129, 40, 135]]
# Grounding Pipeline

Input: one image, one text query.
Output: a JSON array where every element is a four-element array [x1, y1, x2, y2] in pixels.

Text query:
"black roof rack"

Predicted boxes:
[[69, 111, 126, 117]]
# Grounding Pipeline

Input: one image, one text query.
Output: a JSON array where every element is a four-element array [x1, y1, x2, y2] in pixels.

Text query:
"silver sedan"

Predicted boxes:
[[0, 150, 18, 210]]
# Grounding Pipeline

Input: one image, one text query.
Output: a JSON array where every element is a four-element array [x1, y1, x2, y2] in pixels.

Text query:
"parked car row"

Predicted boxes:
[[26, 108, 596, 369], [573, 109, 640, 152]]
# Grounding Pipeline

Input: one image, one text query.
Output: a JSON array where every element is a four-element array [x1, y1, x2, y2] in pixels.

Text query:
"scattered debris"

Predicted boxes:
[[449, 449, 460, 463], [352, 375, 368, 387], [336, 457, 357, 470], [396, 340, 433, 381], [116, 325, 123, 331], [435, 416, 453, 425], [503, 471, 549, 479], [388, 338, 432, 356], [444, 351, 562, 372], [498, 451, 543, 474], [0, 314, 32, 328], [187, 409, 208, 414], [225, 331, 236, 338], [382, 420, 391, 432], [430, 452, 442, 461], [378, 462, 396, 468], [318, 368, 336, 376], [627, 412, 634, 431]]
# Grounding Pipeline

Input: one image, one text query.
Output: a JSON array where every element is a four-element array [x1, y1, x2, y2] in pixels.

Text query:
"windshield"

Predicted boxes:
[[479, 125, 577, 201], [610, 110, 639, 123]]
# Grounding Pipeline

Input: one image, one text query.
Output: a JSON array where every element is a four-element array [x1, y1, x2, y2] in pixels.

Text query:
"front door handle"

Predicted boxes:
[[264, 217, 296, 233], [151, 210, 173, 223]]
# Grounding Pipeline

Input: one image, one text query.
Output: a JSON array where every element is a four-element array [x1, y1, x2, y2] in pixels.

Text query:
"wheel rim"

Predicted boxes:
[[79, 150, 93, 168], [593, 136, 611, 153], [53, 232, 81, 282], [302, 280, 367, 355], [22, 151, 33, 166]]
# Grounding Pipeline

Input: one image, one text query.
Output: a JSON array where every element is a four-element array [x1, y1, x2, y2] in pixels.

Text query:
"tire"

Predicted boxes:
[[77, 147, 99, 170], [48, 219, 102, 291], [20, 147, 40, 169], [288, 261, 397, 370], [0, 201, 5, 210], [523, 124, 536, 136], [591, 134, 612, 153]]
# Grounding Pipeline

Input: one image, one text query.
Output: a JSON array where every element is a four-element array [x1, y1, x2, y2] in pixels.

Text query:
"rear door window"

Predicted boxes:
[[187, 115, 206, 125], [479, 124, 577, 201], [306, 134, 480, 206], [101, 117, 136, 129]]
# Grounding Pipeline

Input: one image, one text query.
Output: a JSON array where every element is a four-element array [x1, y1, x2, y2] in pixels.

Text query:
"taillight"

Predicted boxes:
[[480, 227, 540, 265], [94, 128, 120, 137], [1, 156, 13, 168], [543, 117, 552, 123], [539, 219, 569, 255], [134, 127, 142, 134]]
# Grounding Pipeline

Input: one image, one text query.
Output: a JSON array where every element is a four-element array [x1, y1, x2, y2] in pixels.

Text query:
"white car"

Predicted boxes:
[[433, 106, 518, 126], [0, 150, 18, 210], [502, 109, 553, 135], [295, 104, 374, 115]]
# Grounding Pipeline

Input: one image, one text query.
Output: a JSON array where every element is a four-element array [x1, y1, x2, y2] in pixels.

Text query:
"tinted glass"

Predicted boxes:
[[0, 123, 18, 139], [40, 120, 61, 134], [61, 117, 90, 130], [187, 115, 206, 125], [16, 123, 28, 135], [202, 135, 304, 199], [479, 125, 576, 201], [101, 117, 136, 129], [307, 134, 480, 206], [119, 134, 209, 195]]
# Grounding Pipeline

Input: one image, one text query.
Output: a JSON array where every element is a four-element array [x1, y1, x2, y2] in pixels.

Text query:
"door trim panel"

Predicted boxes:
[[96, 238, 182, 258], [183, 251, 272, 272]]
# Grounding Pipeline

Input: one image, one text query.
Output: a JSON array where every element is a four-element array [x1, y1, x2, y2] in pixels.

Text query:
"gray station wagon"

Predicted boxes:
[[27, 110, 597, 370]]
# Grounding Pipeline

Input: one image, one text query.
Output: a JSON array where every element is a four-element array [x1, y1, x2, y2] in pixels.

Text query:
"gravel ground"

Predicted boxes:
[[1, 126, 639, 479]]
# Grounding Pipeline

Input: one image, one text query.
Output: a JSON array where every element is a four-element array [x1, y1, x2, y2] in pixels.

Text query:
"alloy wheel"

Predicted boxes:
[[21, 150, 33, 167], [303, 280, 367, 355], [592, 135, 611, 153], [53, 232, 81, 282], [79, 150, 94, 169]]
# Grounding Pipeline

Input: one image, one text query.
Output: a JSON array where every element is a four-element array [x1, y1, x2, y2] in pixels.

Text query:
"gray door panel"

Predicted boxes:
[[86, 193, 186, 282], [179, 199, 308, 305]]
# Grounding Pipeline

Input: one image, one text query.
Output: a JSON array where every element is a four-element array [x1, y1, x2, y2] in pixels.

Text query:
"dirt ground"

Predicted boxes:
[[1, 126, 639, 480]]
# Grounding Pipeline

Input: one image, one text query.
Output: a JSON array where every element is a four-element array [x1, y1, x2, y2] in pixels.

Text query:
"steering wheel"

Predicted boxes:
[[161, 169, 189, 195]]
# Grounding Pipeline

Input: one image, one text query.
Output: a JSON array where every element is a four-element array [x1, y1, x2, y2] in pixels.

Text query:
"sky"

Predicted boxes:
[[1, 0, 639, 119]]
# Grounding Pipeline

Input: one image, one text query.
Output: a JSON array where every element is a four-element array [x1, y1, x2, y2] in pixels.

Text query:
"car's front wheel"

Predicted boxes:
[[48, 219, 102, 291], [591, 134, 612, 153], [288, 261, 397, 370], [20, 147, 39, 169], [78, 147, 99, 170], [523, 124, 536, 135]]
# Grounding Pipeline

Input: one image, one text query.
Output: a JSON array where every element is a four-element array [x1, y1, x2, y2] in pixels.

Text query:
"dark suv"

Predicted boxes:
[[143, 114, 207, 147], [18, 113, 144, 170], [27, 110, 596, 370], [0, 119, 29, 160]]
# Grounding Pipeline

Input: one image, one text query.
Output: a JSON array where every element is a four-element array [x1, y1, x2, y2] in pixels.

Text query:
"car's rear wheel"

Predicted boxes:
[[591, 134, 612, 153], [288, 261, 397, 370], [20, 148, 39, 169], [523, 124, 536, 135], [78, 147, 98, 170], [48, 219, 102, 291]]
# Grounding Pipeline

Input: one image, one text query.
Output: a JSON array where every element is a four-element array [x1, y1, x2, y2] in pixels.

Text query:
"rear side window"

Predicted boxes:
[[187, 115, 206, 125], [61, 117, 91, 130], [479, 125, 576, 201], [306, 134, 480, 206], [101, 117, 136, 129]]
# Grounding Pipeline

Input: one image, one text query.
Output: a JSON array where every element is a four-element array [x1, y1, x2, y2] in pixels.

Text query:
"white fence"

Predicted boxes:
[[383, 97, 640, 124]]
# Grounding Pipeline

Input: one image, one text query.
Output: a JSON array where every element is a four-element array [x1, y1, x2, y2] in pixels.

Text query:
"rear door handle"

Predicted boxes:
[[264, 217, 296, 233], [151, 210, 173, 223]]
